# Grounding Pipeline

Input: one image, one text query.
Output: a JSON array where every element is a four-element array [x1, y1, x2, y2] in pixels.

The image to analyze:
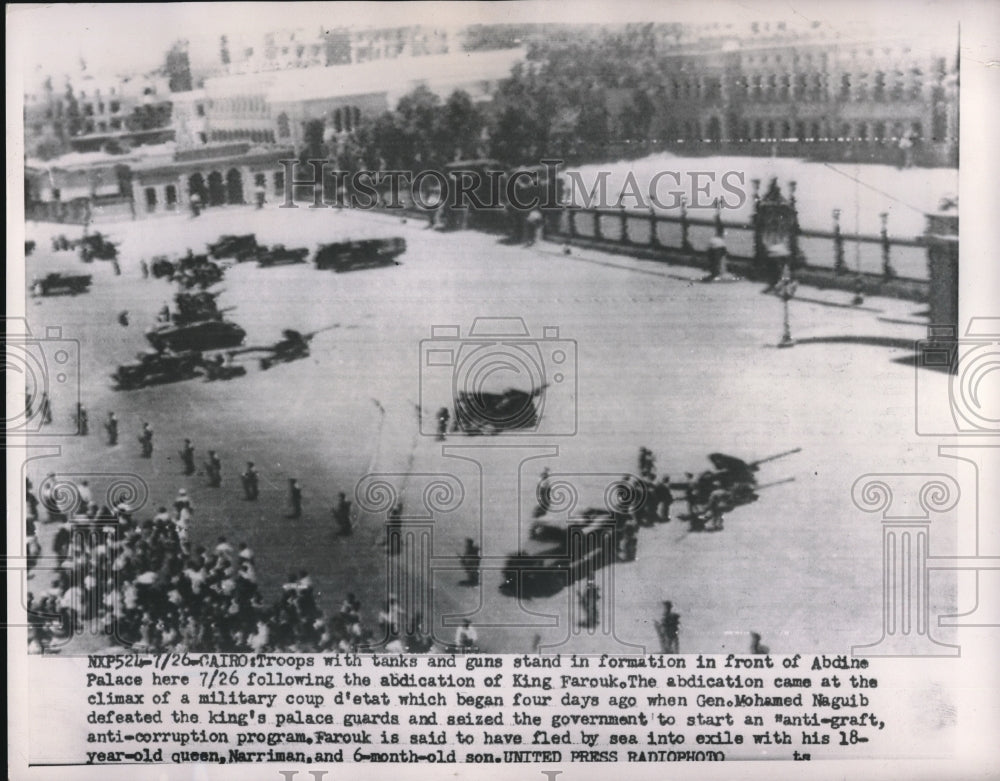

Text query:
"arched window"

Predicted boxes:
[[145, 187, 157, 212], [226, 168, 244, 204], [165, 184, 177, 208]]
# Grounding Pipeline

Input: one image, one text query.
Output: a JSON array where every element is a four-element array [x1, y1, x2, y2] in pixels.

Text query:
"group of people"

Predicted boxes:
[[25, 481, 381, 654]]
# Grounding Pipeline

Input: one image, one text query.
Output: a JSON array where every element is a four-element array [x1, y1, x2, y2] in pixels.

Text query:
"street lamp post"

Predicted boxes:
[[775, 263, 798, 348]]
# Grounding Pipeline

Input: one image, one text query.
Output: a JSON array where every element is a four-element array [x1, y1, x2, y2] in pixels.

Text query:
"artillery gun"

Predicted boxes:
[[672, 448, 801, 526], [230, 325, 337, 370]]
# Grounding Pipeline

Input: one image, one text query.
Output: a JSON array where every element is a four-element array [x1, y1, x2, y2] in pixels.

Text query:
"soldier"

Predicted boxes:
[[138, 423, 154, 458], [455, 619, 478, 652], [579, 577, 600, 629], [173, 488, 193, 519], [620, 517, 639, 562], [180, 439, 196, 476], [460, 538, 481, 586], [204, 451, 222, 488], [706, 481, 730, 531], [638, 447, 656, 481], [654, 475, 673, 523], [287, 479, 303, 519], [436, 407, 450, 441], [533, 468, 552, 518], [332, 492, 352, 536], [656, 601, 680, 654], [241, 462, 259, 501], [25, 478, 39, 523], [76, 403, 89, 436], [385, 502, 404, 553], [105, 412, 118, 446]]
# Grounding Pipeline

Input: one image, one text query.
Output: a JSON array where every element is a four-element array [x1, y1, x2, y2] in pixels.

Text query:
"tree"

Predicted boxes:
[[440, 91, 484, 161], [165, 41, 193, 92]]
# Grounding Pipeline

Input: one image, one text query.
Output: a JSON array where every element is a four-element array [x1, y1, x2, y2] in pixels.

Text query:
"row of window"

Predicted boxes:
[[209, 128, 277, 144], [667, 70, 929, 103], [656, 117, 940, 143]]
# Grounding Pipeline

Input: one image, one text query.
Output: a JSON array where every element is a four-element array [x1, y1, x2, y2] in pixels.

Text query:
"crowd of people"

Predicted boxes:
[[24, 477, 394, 654]]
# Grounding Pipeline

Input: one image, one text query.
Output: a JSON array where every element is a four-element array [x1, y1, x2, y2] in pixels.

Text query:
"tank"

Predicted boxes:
[[145, 291, 246, 352], [145, 320, 246, 353]]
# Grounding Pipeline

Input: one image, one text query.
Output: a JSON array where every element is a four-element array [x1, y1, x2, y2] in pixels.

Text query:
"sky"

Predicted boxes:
[[7, 1, 963, 86]]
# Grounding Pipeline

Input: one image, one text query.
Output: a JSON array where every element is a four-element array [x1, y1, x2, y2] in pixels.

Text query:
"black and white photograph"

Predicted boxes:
[[6, 1, 999, 777]]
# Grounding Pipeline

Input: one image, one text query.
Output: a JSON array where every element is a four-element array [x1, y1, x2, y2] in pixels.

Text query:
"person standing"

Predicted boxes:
[[460, 538, 481, 586], [138, 423, 154, 458], [455, 619, 478, 652], [656, 601, 680, 654], [105, 412, 118, 446], [287, 479, 303, 519], [436, 407, 450, 441], [205, 451, 222, 487], [241, 462, 259, 500], [655, 476, 673, 523], [76, 403, 89, 436], [332, 492, 352, 536], [579, 577, 600, 629], [180, 439, 196, 476]]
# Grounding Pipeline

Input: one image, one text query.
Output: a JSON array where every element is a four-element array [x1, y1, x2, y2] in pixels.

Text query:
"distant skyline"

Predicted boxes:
[[8, 1, 960, 87]]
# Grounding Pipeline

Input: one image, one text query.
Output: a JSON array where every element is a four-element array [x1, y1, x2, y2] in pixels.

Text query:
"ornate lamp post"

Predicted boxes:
[[775, 263, 798, 348]]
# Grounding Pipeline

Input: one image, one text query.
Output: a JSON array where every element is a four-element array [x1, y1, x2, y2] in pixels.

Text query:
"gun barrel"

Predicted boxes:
[[750, 447, 802, 467]]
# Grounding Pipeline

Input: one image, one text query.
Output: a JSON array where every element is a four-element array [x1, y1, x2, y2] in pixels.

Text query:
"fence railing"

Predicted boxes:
[[549, 201, 928, 283]]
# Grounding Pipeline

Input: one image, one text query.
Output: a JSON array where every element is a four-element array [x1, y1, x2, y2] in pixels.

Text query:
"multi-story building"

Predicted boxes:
[[23, 72, 174, 157], [620, 20, 958, 165]]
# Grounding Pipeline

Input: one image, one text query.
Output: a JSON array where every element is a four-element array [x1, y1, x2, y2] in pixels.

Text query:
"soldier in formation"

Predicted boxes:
[[138, 423, 154, 458], [436, 407, 450, 441], [204, 451, 222, 487], [241, 462, 260, 501], [656, 601, 680, 654], [287, 479, 303, 519], [460, 538, 481, 586], [180, 439, 196, 476], [579, 576, 600, 629], [105, 412, 118, 446], [75, 403, 89, 436], [332, 492, 352, 537]]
